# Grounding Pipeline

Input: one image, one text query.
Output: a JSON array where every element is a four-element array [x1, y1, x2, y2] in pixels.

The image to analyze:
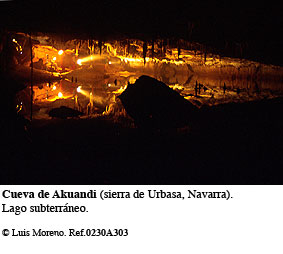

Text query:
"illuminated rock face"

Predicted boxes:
[[118, 75, 198, 128], [3, 33, 282, 121]]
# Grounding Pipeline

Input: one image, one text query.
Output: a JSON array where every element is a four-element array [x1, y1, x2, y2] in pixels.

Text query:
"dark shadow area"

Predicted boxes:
[[1, 97, 282, 184]]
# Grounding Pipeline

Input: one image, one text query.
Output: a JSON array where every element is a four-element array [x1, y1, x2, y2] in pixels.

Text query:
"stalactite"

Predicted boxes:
[[127, 40, 130, 56], [98, 41, 102, 55], [92, 40, 95, 55], [177, 40, 181, 60], [143, 41, 147, 65], [163, 39, 166, 57], [151, 39, 154, 58]]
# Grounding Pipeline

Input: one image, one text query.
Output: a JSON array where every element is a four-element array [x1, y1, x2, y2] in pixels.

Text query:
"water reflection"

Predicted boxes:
[[16, 57, 283, 120]]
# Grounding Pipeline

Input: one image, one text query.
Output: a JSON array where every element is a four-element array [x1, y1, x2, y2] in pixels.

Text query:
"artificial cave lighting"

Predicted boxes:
[[5, 32, 282, 121]]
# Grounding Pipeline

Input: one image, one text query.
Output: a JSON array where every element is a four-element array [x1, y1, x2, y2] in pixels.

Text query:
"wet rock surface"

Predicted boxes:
[[118, 75, 198, 128]]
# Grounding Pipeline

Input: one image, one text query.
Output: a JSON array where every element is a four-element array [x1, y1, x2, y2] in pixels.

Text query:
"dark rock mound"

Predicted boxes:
[[118, 75, 198, 128], [49, 106, 83, 119]]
